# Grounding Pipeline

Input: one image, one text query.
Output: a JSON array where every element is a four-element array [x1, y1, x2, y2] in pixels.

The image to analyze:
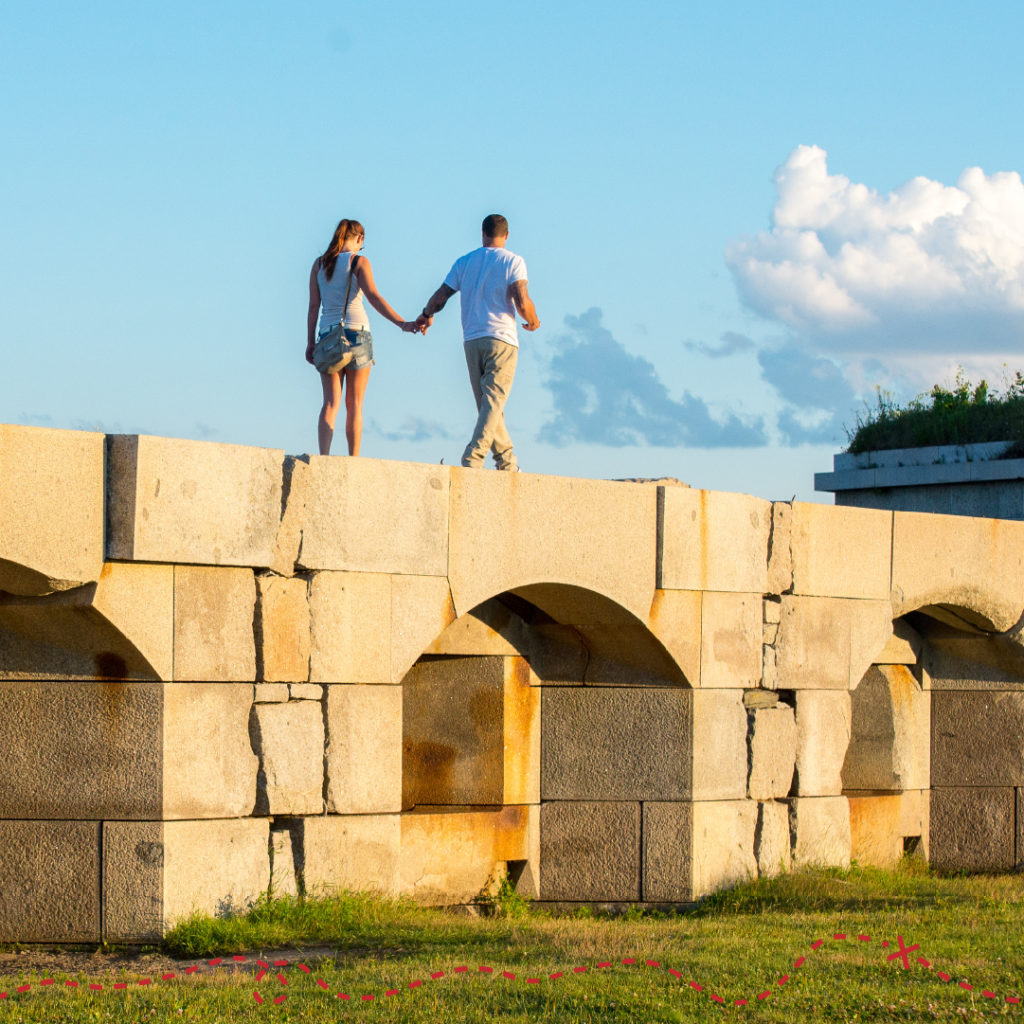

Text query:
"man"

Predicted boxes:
[[417, 214, 540, 470]]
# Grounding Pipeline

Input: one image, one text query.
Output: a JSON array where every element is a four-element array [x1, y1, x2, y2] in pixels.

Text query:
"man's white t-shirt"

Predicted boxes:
[[443, 245, 528, 348]]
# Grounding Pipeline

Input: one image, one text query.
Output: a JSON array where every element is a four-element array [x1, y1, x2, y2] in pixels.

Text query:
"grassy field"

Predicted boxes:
[[0, 863, 1021, 1022]]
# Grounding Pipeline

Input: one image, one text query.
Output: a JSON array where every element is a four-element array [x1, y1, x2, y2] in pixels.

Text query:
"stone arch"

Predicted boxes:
[[397, 582, 694, 907]]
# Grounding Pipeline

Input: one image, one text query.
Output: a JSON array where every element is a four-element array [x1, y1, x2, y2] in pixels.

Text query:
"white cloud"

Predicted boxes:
[[727, 145, 1024, 354]]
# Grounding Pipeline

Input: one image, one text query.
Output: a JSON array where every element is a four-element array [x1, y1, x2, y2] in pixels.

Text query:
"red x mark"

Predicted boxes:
[[887, 935, 920, 970]]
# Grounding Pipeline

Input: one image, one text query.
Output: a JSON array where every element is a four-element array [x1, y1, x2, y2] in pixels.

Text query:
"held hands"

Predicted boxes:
[[414, 312, 434, 334], [401, 319, 429, 335]]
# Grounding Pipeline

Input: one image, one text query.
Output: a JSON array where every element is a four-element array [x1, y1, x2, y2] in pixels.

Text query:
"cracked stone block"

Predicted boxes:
[[270, 828, 299, 899], [755, 800, 791, 877], [251, 701, 325, 815], [790, 796, 851, 869], [748, 704, 797, 800]]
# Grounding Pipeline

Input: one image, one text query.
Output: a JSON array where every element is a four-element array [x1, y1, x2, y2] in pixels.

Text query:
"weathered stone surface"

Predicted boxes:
[[775, 596, 892, 689], [891, 510, 1024, 630], [107, 433, 284, 567], [103, 821, 164, 941], [646, 589, 702, 686], [304, 814, 401, 896], [270, 455, 311, 576], [790, 796, 851, 869], [541, 687, 691, 800], [298, 457, 449, 575], [0, 681, 255, 820], [767, 501, 793, 595], [748, 704, 797, 800], [921, 626, 1024, 690], [755, 800, 791, 877], [0, 821, 101, 941], [254, 683, 289, 702], [309, 571, 391, 683], [164, 683, 260, 819], [504, 658, 541, 806], [270, 828, 299, 899], [173, 566, 256, 681], [402, 656, 538, 808], [848, 791, 928, 868], [930, 787, 1015, 872], [256, 575, 310, 683], [528, 623, 589, 684], [693, 690, 748, 800], [163, 819, 270, 924], [698, 592, 762, 689], [290, 683, 322, 700], [876, 618, 922, 666], [0, 561, 173, 681], [0, 424, 104, 596], [794, 691, 852, 796], [404, 656, 504, 807], [789, 503, 893, 600], [641, 802, 691, 901], [540, 802, 640, 901], [577, 623, 689, 687], [931, 691, 1024, 786], [0, 681, 161, 818], [659, 488, 770, 594], [1018, 788, 1024, 871], [392, 574, 457, 681], [326, 685, 402, 814], [401, 805, 536, 903], [844, 665, 929, 792], [449, 471, 657, 621], [251, 701, 325, 815], [691, 800, 758, 898], [425, 598, 525, 658], [90, 562, 174, 680]]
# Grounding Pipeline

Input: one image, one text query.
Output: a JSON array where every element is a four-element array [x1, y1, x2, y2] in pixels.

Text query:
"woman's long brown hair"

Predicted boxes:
[[320, 219, 364, 281]]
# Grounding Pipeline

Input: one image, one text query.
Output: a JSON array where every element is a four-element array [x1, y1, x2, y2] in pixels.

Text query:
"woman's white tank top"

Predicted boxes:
[[317, 252, 369, 330]]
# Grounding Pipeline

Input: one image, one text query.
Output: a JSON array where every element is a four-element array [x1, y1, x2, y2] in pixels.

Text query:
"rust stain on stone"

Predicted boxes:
[[403, 740, 456, 807], [94, 651, 127, 679]]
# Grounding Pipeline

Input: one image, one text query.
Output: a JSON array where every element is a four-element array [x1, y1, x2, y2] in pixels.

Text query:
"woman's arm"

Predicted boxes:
[[353, 258, 409, 329], [306, 259, 321, 363]]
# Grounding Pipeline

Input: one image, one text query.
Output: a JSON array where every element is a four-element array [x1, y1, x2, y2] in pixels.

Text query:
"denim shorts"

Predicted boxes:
[[318, 325, 374, 370]]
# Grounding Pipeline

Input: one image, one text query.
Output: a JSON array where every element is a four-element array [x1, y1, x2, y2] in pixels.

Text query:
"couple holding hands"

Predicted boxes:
[[306, 213, 540, 467]]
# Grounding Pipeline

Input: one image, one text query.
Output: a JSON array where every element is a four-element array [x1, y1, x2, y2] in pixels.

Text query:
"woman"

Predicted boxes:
[[306, 219, 418, 455]]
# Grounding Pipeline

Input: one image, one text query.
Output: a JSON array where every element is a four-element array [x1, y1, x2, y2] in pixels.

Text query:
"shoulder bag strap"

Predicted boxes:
[[341, 254, 361, 325]]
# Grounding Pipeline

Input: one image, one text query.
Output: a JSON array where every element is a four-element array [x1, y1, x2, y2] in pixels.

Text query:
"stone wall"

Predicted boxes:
[[2, 424, 1024, 940]]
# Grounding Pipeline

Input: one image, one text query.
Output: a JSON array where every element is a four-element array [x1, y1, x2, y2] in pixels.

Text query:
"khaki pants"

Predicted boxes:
[[462, 336, 518, 469]]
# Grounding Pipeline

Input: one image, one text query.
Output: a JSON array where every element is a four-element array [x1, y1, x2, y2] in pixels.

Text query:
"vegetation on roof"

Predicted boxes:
[[844, 368, 1024, 455]]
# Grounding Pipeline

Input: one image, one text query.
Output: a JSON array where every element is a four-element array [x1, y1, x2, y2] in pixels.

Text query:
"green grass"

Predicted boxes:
[[1, 864, 1022, 1022], [845, 369, 1024, 453]]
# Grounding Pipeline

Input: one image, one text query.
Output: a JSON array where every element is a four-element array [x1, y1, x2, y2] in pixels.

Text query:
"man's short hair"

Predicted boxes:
[[482, 214, 509, 239]]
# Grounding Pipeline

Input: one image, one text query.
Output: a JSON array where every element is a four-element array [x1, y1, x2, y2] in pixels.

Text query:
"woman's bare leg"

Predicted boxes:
[[343, 364, 372, 456], [318, 371, 343, 455]]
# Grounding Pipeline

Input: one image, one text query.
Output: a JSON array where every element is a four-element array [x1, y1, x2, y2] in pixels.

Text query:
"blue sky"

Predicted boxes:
[[5, 1, 1024, 501]]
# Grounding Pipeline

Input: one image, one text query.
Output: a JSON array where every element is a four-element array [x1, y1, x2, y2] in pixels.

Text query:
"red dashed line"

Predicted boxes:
[[0, 931, 1016, 1011]]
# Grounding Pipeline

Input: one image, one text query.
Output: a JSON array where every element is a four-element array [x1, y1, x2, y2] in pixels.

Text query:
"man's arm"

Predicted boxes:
[[510, 279, 540, 331], [416, 283, 455, 331]]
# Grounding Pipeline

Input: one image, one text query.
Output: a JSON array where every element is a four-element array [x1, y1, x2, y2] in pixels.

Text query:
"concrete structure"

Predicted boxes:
[[1, 423, 1024, 941], [815, 441, 1024, 519]]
